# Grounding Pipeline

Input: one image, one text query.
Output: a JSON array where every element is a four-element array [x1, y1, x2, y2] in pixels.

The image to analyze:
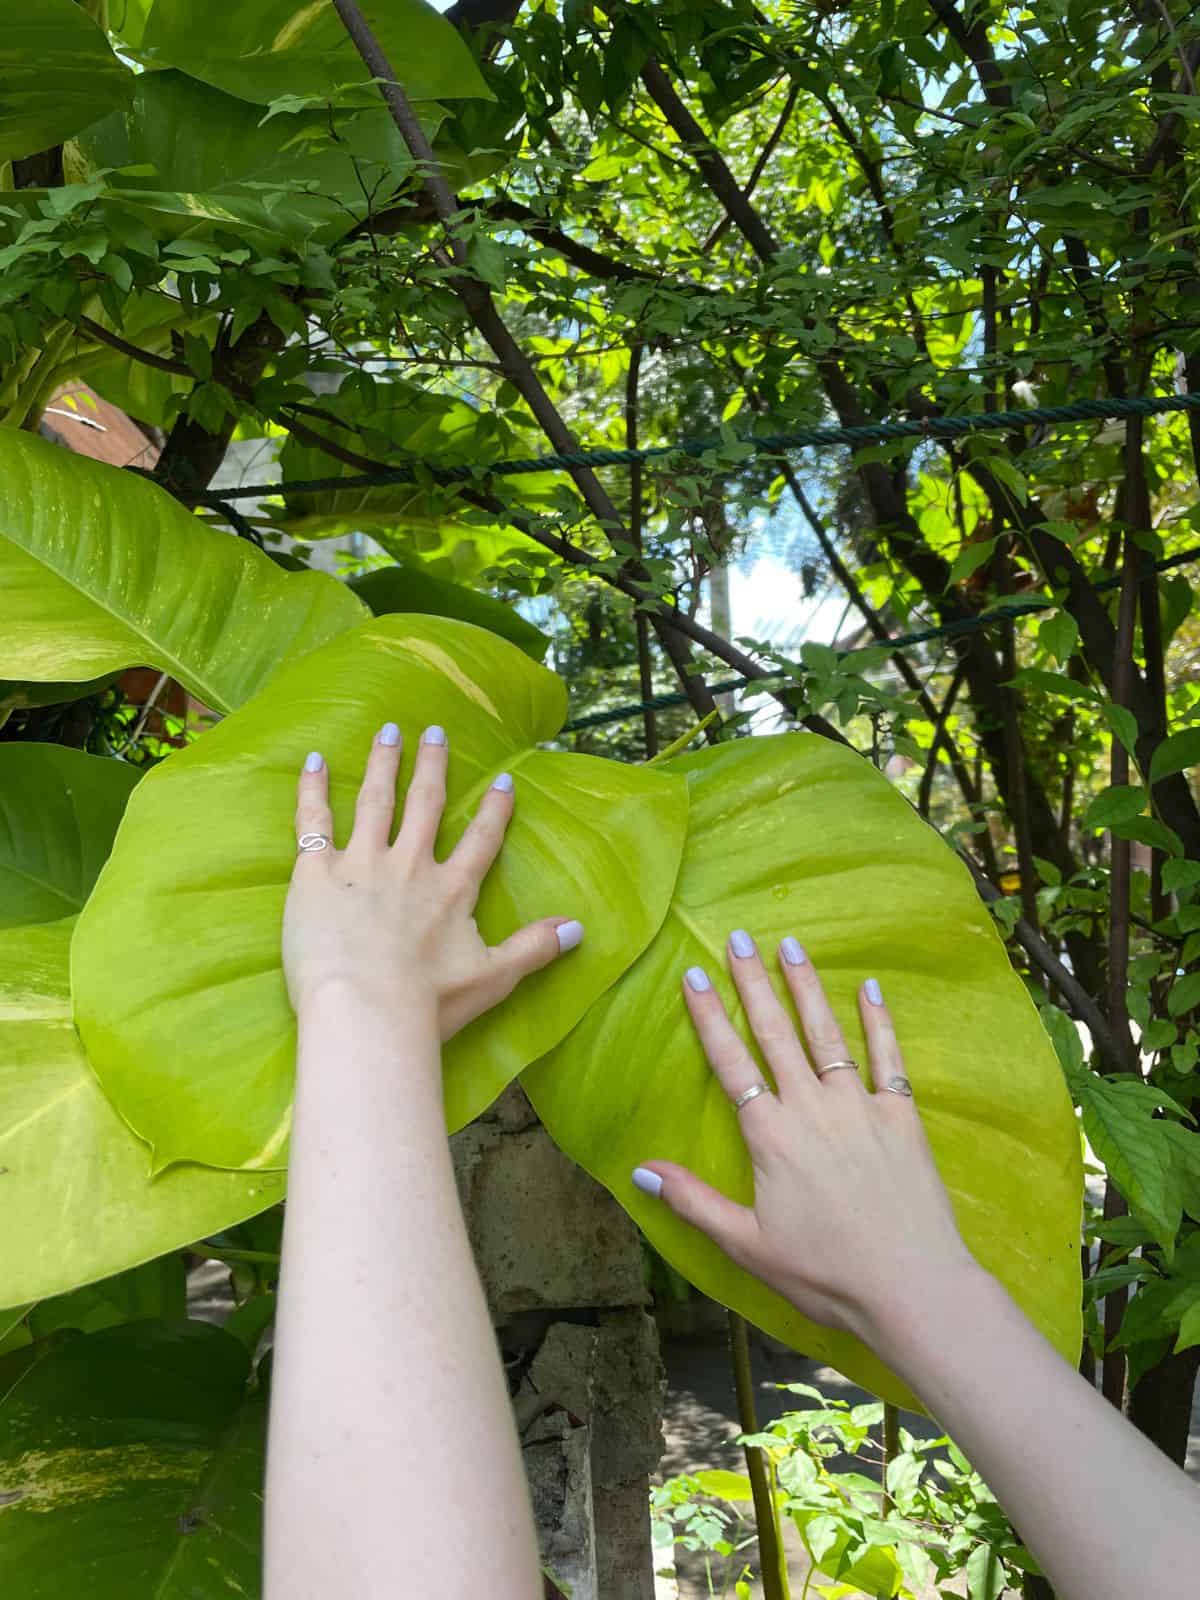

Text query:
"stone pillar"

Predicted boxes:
[[451, 1081, 665, 1599]]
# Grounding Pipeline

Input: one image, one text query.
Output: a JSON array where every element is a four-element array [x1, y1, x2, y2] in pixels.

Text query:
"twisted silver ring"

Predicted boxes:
[[815, 1059, 859, 1079], [297, 832, 331, 853], [732, 1082, 771, 1111]]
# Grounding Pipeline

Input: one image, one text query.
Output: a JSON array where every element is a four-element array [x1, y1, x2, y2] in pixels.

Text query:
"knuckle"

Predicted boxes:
[[707, 1038, 751, 1076], [355, 781, 394, 810], [808, 1027, 846, 1059], [748, 1014, 792, 1048]]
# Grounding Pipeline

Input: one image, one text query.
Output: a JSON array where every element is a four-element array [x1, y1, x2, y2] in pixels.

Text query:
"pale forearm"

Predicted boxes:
[[870, 1264, 1200, 1600], [264, 980, 541, 1599]]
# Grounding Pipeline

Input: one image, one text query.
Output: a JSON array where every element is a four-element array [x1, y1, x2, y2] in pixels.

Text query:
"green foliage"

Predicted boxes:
[[652, 1382, 1037, 1598], [525, 735, 1083, 1409], [0, 1320, 266, 1598]]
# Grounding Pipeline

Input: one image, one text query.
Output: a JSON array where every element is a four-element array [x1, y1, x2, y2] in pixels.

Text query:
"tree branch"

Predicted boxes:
[[331, 0, 820, 738]]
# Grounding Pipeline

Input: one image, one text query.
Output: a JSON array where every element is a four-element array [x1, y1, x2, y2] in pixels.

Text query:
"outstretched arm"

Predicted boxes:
[[264, 722, 581, 1599], [635, 935, 1200, 1600]]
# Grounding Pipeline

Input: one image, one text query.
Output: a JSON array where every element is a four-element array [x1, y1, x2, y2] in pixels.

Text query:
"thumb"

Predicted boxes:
[[487, 916, 584, 998], [631, 1160, 759, 1268]]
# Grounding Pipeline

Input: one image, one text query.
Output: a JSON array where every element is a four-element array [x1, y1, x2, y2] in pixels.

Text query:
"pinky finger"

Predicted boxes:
[[295, 751, 334, 851], [859, 977, 912, 1099]]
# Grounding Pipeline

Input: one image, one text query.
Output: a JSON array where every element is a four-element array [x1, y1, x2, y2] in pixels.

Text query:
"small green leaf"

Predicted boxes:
[[1082, 785, 1147, 831], [1150, 728, 1200, 787], [1110, 817, 1184, 857], [1168, 972, 1200, 1018], [466, 235, 508, 292], [1102, 703, 1140, 759], [1038, 611, 1078, 665], [1174, 1297, 1200, 1353], [1164, 861, 1200, 894], [946, 535, 998, 587], [183, 331, 213, 381]]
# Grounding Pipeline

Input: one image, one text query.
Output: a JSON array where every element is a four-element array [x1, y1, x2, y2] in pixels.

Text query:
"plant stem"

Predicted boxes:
[[728, 1311, 790, 1600], [199, 1246, 281, 1266], [881, 1402, 900, 1512]]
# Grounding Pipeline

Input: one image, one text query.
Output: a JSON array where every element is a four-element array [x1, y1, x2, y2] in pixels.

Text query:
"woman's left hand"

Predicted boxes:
[[281, 721, 583, 1036]]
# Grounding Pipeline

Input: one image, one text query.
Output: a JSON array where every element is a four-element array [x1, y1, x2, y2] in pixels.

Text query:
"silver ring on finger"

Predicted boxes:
[[885, 1075, 913, 1097], [297, 832, 331, 853], [815, 1058, 859, 1079], [732, 1081, 772, 1111]]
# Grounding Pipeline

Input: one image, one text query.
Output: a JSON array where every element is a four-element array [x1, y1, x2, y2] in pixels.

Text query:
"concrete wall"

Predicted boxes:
[[451, 1080, 666, 1599]]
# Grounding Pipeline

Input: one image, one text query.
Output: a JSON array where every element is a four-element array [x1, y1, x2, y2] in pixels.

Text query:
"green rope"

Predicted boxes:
[[198, 389, 1200, 502], [561, 542, 1200, 733], [185, 384, 1200, 733]]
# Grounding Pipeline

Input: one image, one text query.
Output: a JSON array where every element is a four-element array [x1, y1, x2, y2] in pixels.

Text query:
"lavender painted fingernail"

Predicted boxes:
[[423, 725, 447, 746], [378, 721, 401, 747], [730, 929, 756, 959], [491, 772, 514, 793], [632, 1167, 663, 1198], [865, 977, 884, 1006], [303, 751, 324, 773], [556, 919, 584, 953], [685, 966, 711, 993], [780, 936, 807, 965]]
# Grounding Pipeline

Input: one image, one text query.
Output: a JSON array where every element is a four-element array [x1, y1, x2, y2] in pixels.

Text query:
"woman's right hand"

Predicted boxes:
[[631, 932, 982, 1351]]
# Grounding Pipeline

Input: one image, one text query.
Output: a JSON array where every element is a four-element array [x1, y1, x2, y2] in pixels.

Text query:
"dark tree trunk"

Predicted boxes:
[[1126, 1344, 1200, 1468]]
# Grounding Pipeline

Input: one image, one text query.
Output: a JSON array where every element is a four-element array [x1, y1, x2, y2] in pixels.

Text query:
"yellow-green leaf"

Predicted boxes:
[[0, 430, 366, 714], [523, 735, 1083, 1409], [71, 616, 689, 1171], [0, 919, 280, 1309]]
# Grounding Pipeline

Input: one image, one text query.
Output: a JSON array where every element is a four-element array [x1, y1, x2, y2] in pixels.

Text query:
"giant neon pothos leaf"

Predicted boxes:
[[137, 0, 493, 108], [0, 1320, 265, 1598], [348, 564, 549, 660], [0, 430, 366, 713], [71, 616, 689, 1171], [0, 919, 281, 1310], [0, 745, 140, 929], [0, 0, 131, 164], [522, 736, 1083, 1410]]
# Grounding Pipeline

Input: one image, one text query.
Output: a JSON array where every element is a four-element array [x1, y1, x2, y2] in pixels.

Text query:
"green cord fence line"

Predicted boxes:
[[200, 389, 1200, 501], [561, 541, 1200, 732], [186, 384, 1200, 732]]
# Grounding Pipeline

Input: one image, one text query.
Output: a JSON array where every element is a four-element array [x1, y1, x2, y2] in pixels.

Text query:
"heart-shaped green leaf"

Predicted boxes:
[[72, 615, 689, 1171], [0, 918, 281, 1309], [349, 564, 549, 660], [0, 745, 140, 928], [0, 0, 132, 163], [138, 0, 493, 107], [0, 1320, 265, 1598], [0, 429, 366, 712], [523, 735, 1083, 1409]]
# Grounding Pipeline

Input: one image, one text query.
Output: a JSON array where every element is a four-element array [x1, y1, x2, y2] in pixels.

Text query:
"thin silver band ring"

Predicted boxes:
[[815, 1058, 859, 1078], [732, 1082, 771, 1111]]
